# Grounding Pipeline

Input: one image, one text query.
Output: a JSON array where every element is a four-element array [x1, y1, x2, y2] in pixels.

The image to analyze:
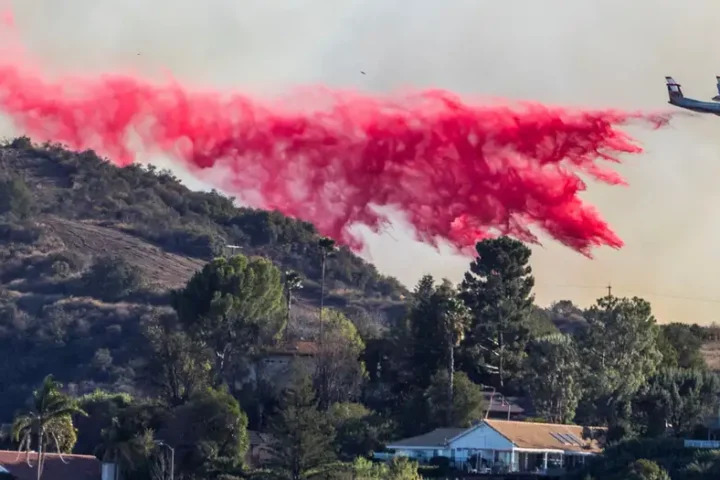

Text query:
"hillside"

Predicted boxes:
[[0, 137, 407, 417]]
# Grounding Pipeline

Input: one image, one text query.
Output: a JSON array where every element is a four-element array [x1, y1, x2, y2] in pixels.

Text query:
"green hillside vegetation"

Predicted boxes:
[[3, 138, 720, 480], [0, 137, 405, 415]]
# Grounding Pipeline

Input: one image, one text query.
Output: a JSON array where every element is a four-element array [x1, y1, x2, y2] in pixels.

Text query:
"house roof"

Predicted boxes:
[[0, 451, 100, 480], [387, 428, 466, 449], [386, 421, 606, 454], [482, 392, 526, 415], [483, 420, 606, 454]]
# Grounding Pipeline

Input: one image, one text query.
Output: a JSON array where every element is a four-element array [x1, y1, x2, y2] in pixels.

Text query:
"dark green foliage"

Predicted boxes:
[[576, 295, 662, 426], [265, 374, 338, 479], [424, 370, 485, 429], [658, 323, 706, 370], [7, 139, 720, 479], [623, 459, 672, 480], [579, 438, 720, 480], [636, 368, 720, 438], [140, 313, 210, 406], [74, 390, 134, 455], [403, 275, 450, 390], [0, 139, 409, 420], [523, 333, 582, 424], [0, 140, 406, 300], [172, 254, 285, 382], [0, 221, 41, 244], [0, 296, 149, 422], [327, 402, 394, 461], [459, 237, 535, 387], [168, 387, 250, 477], [526, 305, 560, 337], [82, 255, 144, 301], [0, 175, 36, 219]]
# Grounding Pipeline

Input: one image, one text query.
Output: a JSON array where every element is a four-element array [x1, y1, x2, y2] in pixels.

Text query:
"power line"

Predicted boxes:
[[544, 283, 720, 305]]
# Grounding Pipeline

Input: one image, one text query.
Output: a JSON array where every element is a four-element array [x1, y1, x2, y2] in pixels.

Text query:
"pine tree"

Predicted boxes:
[[266, 372, 338, 480]]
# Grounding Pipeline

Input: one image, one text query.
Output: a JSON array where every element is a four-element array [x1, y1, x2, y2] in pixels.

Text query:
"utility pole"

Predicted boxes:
[[606, 283, 612, 297]]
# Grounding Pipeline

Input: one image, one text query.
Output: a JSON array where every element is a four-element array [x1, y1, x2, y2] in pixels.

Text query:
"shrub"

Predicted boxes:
[[81, 255, 143, 301], [0, 176, 36, 219]]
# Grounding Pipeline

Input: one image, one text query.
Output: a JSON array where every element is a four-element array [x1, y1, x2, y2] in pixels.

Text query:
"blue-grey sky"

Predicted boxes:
[[4, 0, 720, 323]]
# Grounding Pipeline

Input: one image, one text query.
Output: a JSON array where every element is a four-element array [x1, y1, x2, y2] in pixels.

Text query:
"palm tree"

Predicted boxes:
[[97, 417, 156, 480], [317, 237, 336, 411], [317, 237, 336, 344], [442, 295, 471, 426], [283, 270, 303, 341], [12, 375, 87, 480]]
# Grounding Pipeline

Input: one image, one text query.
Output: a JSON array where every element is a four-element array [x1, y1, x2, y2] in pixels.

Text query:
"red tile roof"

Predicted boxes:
[[0, 451, 100, 480], [484, 420, 606, 454]]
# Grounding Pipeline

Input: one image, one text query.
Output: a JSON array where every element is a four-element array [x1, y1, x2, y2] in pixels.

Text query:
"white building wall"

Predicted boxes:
[[449, 423, 515, 466], [450, 423, 514, 450]]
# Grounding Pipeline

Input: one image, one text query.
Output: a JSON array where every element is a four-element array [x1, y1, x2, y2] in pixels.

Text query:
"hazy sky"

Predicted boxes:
[[4, 0, 720, 323]]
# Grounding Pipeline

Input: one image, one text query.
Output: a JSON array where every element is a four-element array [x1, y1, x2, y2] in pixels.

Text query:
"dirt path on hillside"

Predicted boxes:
[[41, 217, 205, 288]]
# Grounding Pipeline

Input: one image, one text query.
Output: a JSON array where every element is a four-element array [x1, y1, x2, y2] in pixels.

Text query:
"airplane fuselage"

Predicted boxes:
[[669, 97, 720, 116]]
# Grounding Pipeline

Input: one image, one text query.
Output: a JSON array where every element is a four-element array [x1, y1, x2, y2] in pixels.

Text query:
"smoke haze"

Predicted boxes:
[[3, 0, 720, 323]]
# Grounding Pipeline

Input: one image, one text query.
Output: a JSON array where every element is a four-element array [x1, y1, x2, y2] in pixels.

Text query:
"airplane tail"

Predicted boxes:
[[713, 76, 720, 101], [666, 76, 683, 102]]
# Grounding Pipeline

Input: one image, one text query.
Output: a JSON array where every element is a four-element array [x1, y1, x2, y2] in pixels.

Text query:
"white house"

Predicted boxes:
[[376, 419, 605, 475]]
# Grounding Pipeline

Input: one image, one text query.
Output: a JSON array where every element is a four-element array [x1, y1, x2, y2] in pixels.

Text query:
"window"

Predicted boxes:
[[550, 432, 570, 445]]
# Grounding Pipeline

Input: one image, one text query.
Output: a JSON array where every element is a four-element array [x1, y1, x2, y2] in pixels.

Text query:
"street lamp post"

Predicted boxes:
[[154, 440, 175, 480]]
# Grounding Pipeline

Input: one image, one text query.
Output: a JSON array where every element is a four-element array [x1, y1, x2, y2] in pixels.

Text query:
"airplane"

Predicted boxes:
[[666, 76, 720, 115]]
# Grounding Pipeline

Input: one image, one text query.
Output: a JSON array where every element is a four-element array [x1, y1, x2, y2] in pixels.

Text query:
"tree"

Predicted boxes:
[[327, 403, 393, 461], [658, 323, 706, 370], [526, 305, 560, 337], [283, 271, 303, 341], [424, 371, 486, 429], [623, 459, 671, 480], [315, 309, 366, 409], [82, 255, 143, 301], [439, 292, 471, 425], [11, 375, 87, 480], [96, 401, 168, 480], [74, 390, 134, 456], [351, 457, 421, 480], [402, 275, 450, 391], [317, 237, 337, 344], [172, 255, 285, 384], [168, 386, 250, 477], [141, 313, 211, 406], [0, 176, 35, 219], [265, 374, 338, 480], [460, 237, 535, 388], [638, 368, 720, 438], [523, 333, 582, 424], [578, 295, 662, 425]]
